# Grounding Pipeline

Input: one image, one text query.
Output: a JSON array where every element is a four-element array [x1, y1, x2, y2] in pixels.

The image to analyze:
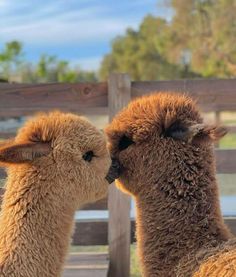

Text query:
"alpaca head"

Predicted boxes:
[[0, 111, 115, 207], [106, 93, 227, 197]]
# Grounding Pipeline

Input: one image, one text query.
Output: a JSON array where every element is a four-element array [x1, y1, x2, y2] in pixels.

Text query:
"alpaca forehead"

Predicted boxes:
[[107, 93, 200, 138], [125, 94, 197, 122], [16, 112, 105, 145], [64, 130, 106, 151]]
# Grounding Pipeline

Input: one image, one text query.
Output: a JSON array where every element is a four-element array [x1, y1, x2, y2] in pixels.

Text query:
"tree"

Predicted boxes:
[[0, 41, 23, 80], [99, 0, 236, 80], [168, 0, 236, 78], [0, 42, 98, 83], [35, 55, 97, 83], [100, 16, 183, 81], [99, 15, 201, 81]]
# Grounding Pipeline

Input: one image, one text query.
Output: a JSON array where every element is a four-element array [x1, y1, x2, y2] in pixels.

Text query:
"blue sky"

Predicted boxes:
[[0, 0, 172, 71]]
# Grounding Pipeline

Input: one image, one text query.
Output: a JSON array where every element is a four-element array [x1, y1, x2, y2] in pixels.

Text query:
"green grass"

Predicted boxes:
[[220, 133, 236, 149], [130, 244, 141, 277]]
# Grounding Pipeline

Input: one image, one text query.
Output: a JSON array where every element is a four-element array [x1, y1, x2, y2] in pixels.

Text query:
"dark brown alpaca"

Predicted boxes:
[[106, 93, 236, 277]]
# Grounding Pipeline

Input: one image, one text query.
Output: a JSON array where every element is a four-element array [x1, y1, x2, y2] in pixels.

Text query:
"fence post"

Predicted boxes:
[[108, 73, 131, 277]]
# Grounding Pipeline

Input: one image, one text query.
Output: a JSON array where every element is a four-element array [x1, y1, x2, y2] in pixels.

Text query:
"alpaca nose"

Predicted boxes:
[[105, 158, 121, 184]]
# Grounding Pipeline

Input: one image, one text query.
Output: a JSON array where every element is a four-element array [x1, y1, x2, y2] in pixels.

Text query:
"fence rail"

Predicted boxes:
[[0, 83, 108, 118], [74, 217, 236, 245], [132, 79, 236, 112], [1, 79, 236, 117]]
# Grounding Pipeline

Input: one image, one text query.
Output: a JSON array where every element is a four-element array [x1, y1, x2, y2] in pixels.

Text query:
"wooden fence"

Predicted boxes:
[[0, 73, 236, 277]]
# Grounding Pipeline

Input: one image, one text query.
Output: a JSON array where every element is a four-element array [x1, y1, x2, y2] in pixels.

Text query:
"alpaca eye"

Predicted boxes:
[[83, 151, 94, 162], [118, 135, 134, 151]]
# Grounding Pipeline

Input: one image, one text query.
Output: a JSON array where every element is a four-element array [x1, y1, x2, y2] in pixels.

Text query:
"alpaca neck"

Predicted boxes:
[[0, 169, 77, 277], [135, 165, 231, 277]]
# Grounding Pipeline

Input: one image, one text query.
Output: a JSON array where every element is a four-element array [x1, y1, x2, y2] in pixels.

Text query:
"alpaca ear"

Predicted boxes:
[[165, 121, 227, 143], [0, 142, 51, 165], [195, 125, 227, 142]]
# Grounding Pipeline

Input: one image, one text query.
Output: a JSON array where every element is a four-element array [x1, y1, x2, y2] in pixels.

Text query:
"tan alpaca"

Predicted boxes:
[[106, 93, 236, 277], [0, 111, 116, 277]]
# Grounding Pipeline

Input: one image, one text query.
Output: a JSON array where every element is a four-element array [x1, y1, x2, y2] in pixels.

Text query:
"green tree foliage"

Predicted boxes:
[[0, 41, 23, 80], [169, 0, 236, 78], [100, 0, 236, 80], [100, 16, 184, 81]]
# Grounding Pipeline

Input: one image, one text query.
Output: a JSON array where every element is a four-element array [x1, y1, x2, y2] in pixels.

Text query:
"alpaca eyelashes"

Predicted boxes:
[[118, 135, 134, 151], [82, 151, 95, 162]]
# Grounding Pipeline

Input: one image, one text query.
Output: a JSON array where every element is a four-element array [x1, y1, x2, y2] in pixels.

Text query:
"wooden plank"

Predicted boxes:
[[63, 269, 107, 277], [224, 218, 236, 236], [131, 79, 236, 112], [0, 132, 16, 139], [63, 252, 108, 277], [81, 198, 107, 210], [72, 218, 236, 246], [65, 252, 108, 266], [72, 221, 108, 245], [71, 220, 133, 246], [63, 268, 107, 277], [216, 149, 236, 174], [229, 126, 236, 133], [108, 73, 131, 277], [0, 83, 108, 118], [215, 111, 221, 125], [0, 79, 236, 117]]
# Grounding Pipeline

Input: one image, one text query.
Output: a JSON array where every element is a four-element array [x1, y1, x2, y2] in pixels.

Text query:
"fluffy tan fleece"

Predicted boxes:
[[0, 111, 111, 277]]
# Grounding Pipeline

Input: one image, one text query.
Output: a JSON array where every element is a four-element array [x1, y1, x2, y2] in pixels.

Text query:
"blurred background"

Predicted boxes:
[[0, 1, 236, 276], [1, 0, 236, 83]]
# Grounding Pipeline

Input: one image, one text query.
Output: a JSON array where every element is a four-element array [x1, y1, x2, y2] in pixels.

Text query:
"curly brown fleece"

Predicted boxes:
[[0, 111, 111, 277], [106, 93, 236, 277]]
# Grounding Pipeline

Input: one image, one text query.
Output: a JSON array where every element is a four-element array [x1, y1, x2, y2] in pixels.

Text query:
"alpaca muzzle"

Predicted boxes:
[[105, 158, 121, 184]]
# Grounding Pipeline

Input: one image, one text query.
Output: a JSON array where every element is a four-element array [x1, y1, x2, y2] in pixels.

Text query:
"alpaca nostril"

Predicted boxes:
[[105, 158, 121, 184]]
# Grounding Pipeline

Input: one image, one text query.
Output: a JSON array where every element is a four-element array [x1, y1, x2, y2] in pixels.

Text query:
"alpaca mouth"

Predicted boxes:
[[105, 158, 121, 184]]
